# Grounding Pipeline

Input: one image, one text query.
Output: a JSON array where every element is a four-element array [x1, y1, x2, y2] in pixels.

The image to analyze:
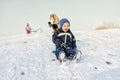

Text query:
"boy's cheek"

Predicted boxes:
[[64, 29, 69, 32]]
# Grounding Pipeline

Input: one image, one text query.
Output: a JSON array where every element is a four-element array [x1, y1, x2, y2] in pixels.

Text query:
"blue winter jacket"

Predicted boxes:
[[52, 29, 77, 50]]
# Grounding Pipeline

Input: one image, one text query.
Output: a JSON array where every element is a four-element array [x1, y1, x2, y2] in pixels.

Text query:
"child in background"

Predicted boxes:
[[48, 12, 60, 33], [25, 23, 31, 34]]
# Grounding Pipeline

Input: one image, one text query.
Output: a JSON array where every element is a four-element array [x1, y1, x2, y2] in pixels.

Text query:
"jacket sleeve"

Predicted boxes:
[[52, 31, 63, 48], [71, 31, 77, 49]]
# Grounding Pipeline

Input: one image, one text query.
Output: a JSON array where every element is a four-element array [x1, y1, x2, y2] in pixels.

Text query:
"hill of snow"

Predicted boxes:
[[0, 29, 120, 80]]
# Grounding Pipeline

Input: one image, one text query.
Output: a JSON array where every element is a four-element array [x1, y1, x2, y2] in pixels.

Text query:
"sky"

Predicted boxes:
[[0, 0, 120, 37]]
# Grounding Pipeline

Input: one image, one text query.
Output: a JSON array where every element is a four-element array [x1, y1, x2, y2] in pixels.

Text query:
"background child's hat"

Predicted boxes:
[[60, 18, 70, 28], [50, 11, 54, 15]]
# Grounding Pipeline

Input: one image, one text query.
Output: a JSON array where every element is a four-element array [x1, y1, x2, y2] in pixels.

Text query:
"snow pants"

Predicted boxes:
[[55, 47, 76, 60]]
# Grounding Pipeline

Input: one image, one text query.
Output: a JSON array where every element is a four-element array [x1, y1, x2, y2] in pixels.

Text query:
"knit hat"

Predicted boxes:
[[60, 18, 70, 28]]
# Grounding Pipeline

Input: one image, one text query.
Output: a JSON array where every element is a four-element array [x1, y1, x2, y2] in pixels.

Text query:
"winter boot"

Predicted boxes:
[[73, 50, 82, 63], [59, 52, 65, 64], [76, 50, 82, 60]]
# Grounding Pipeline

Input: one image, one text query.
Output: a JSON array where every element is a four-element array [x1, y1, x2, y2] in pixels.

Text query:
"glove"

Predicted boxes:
[[48, 22, 52, 28]]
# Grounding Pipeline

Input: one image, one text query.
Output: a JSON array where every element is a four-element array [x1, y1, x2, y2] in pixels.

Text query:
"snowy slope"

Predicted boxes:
[[0, 29, 120, 80]]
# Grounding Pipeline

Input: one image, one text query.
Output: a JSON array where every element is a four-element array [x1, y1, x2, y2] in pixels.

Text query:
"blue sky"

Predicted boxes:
[[0, 0, 120, 36]]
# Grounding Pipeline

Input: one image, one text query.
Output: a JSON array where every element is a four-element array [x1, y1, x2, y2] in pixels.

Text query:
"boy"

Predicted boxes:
[[52, 18, 81, 63]]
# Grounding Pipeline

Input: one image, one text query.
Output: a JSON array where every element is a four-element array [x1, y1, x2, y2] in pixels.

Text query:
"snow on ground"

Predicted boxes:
[[0, 29, 120, 80]]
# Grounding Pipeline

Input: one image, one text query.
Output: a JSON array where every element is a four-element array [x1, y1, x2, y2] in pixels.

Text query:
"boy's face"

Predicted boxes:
[[62, 22, 70, 32]]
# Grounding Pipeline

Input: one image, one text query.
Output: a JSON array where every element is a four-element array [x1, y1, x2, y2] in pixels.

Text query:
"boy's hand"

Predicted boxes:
[[61, 43, 66, 48]]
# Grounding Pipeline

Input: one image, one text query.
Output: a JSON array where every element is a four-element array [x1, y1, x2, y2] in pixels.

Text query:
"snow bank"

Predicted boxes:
[[0, 29, 120, 80]]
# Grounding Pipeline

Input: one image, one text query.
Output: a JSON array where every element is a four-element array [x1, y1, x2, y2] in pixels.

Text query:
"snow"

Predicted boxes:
[[0, 29, 120, 80]]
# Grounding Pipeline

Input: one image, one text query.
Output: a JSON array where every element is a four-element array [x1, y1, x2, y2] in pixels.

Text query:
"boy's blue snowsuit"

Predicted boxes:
[[52, 29, 77, 59]]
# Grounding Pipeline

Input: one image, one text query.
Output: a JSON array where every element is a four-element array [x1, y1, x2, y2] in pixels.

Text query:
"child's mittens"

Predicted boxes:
[[48, 22, 52, 28], [61, 43, 66, 48]]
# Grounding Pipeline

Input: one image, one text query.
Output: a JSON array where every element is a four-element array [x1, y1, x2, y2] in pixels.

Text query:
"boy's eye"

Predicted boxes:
[[63, 23, 70, 27], [64, 25, 69, 27]]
